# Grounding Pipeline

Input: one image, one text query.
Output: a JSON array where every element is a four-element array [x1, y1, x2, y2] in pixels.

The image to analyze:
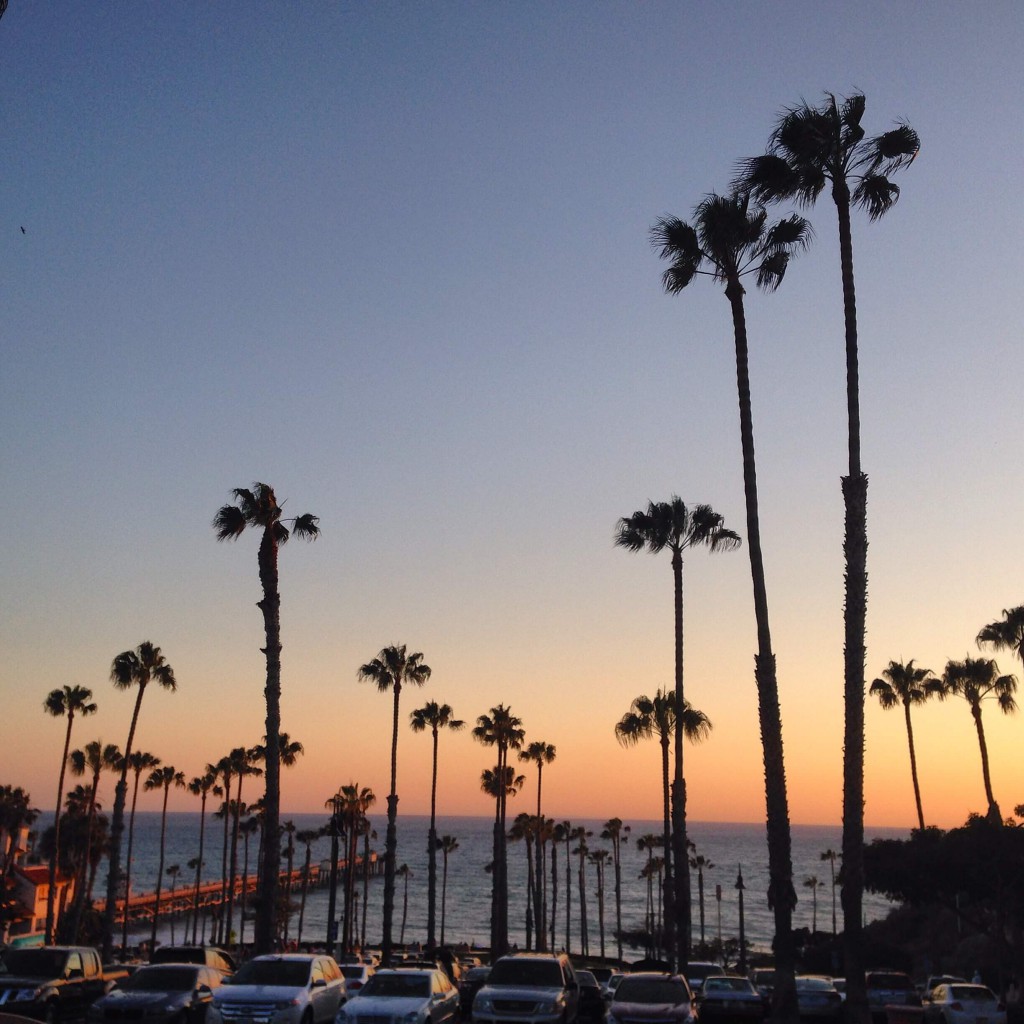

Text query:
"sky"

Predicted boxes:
[[2, 2, 1022, 833]]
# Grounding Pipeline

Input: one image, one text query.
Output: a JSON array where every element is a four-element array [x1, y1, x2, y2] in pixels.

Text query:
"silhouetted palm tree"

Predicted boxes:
[[187, 768, 220, 944], [238, 814, 260, 945], [637, 834, 662, 956], [397, 863, 412, 946], [335, 783, 375, 954], [102, 641, 177, 959], [474, 705, 525, 958], [295, 827, 321, 946], [820, 849, 838, 936], [214, 482, 319, 952], [589, 847, 610, 959], [437, 835, 458, 947], [358, 644, 431, 965], [616, 497, 738, 966], [688, 844, 713, 947], [572, 827, 592, 956], [938, 657, 1018, 821], [43, 685, 96, 943], [410, 700, 464, 952], [736, 96, 919, 1020], [145, 765, 185, 948], [166, 864, 181, 943], [122, 751, 161, 951], [519, 741, 556, 950], [977, 607, 1024, 675], [281, 819, 296, 943], [508, 813, 536, 947], [653, 192, 809, 1008], [803, 875, 824, 933], [602, 818, 630, 963], [225, 746, 263, 945], [869, 660, 940, 830]]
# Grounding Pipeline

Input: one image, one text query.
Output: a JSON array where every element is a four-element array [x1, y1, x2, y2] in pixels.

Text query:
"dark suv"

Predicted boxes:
[[472, 953, 579, 1024]]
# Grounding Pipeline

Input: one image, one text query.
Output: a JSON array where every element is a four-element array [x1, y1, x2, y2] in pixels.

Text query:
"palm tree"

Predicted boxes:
[[357, 644, 430, 965], [636, 834, 662, 956], [688, 845, 713, 948], [410, 700, 464, 953], [589, 848, 610, 959], [653, 193, 809, 1009], [238, 814, 260, 945], [225, 746, 263, 946], [572, 827, 592, 956], [820, 849, 838, 936], [145, 765, 185, 949], [869, 660, 940, 830], [507, 813, 536, 947], [735, 95, 919, 1018], [397, 863, 412, 946], [0, 785, 38, 879], [335, 783, 375, 954], [978, 607, 1024, 675], [437, 835, 458, 947], [295, 827, 321, 947], [187, 769, 220, 944], [122, 751, 161, 951], [102, 640, 177, 959], [165, 865, 181, 943], [42, 685, 97, 943], [803, 875, 824, 933], [281, 819, 296, 943], [67, 740, 121, 941], [214, 482, 319, 953], [938, 657, 1018, 821], [473, 705, 525, 958], [615, 690, 711, 969], [615, 497, 739, 966], [519, 741, 556, 950], [556, 820, 574, 953], [601, 818, 629, 963], [361, 825, 376, 949]]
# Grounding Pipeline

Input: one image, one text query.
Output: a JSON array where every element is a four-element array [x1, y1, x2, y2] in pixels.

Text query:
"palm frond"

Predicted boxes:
[[852, 174, 900, 221], [291, 513, 320, 541], [213, 504, 247, 541], [871, 124, 920, 171], [731, 154, 800, 205], [755, 251, 790, 292]]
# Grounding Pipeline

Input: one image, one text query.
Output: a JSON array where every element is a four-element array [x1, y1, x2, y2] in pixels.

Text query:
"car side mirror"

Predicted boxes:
[[195, 986, 213, 999]]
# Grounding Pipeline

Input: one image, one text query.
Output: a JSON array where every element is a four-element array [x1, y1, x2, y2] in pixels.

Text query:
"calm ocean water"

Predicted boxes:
[[59, 813, 905, 956]]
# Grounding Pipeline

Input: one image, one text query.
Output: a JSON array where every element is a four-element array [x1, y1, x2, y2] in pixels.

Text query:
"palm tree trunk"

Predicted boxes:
[[577, 846, 588, 956], [191, 793, 208, 945], [103, 684, 147, 961], [904, 702, 926, 831], [361, 830, 371, 948], [255, 526, 283, 955], [326, 821, 339, 952], [240, 831, 251, 946], [441, 848, 449, 947], [564, 832, 571, 953], [726, 280, 797, 1024], [150, 785, 170, 950], [70, 779, 99, 943], [534, 772, 546, 951], [226, 774, 245, 946], [659, 733, 676, 970], [382, 683, 401, 965], [122, 769, 144, 952], [46, 713, 74, 944], [427, 727, 439, 953], [298, 842, 312, 946], [671, 549, 692, 968], [971, 703, 1000, 819], [549, 842, 558, 953]]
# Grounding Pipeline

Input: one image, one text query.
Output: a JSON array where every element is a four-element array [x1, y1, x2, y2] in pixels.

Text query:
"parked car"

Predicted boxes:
[[339, 966, 374, 998], [695, 976, 766, 1023], [607, 973, 695, 1024], [339, 969, 459, 1024], [750, 969, 775, 1001], [685, 963, 725, 996], [150, 947, 236, 977], [88, 964, 222, 1024], [604, 976, 625, 1002], [0, 946, 129, 1023], [831, 980, 846, 1002], [208, 954, 346, 1024], [865, 971, 920, 1021], [575, 972, 606, 1024], [472, 952, 580, 1024], [794, 977, 842, 1021], [589, 971, 622, 1000], [922, 983, 1005, 1024], [460, 968, 492, 1017], [923, 978, 967, 1001]]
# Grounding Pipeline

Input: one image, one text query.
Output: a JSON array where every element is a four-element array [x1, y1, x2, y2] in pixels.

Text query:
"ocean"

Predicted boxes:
[[66, 812, 905, 956]]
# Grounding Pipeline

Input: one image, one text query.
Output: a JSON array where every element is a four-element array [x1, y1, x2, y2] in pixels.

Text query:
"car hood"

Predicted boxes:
[[98, 990, 189, 1009], [611, 1001, 690, 1019], [346, 996, 429, 1014], [478, 985, 565, 1001], [216, 986, 306, 1002]]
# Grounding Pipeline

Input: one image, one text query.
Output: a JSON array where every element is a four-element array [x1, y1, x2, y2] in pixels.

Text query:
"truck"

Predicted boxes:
[[0, 945, 129, 1023]]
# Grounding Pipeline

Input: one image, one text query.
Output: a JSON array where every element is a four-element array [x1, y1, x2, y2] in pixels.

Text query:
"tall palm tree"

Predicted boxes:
[[165, 864, 181, 943], [357, 645, 430, 965], [688, 845, 713, 948], [437, 835, 458, 947], [615, 497, 739, 966], [238, 814, 260, 945], [295, 827, 321, 947], [410, 700, 464, 953], [803, 875, 823, 933], [42, 685, 97, 943], [335, 783, 375, 954], [187, 768, 220, 944], [555, 820, 573, 953], [869, 660, 940, 830], [0, 785, 38, 879], [122, 751, 161, 951], [615, 690, 711, 968], [67, 740, 121, 941], [361, 824, 377, 949], [281, 819, 297, 943], [508, 813, 536, 947], [636, 834, 662, 956], [736, 95, 919, 1019], [145, 765, 185, 948], [225, 746, 263, 946], [601, 818, 629, 963], [572, 827, 592, 956], [819, 849, 838, 936], [214, 483, 319, 953], [102, 641, 177, 959], [977, 607, 1024, 675], [589, 848, 610, 959], [397, 863, 412, 946], [653, 193, 809, 1013], [938, 657, 1018, 821], [473, 705, 525, 958], [519, 741, 556, 950]]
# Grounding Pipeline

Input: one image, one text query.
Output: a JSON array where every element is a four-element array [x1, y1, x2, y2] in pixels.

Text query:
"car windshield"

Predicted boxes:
[[231, 961, 311, 987], [868, 975, 912, 990], [488, 961, 563, 987], [0, 950, 69, 977], [704, 979, 753, 994], [363, 974, 430, 998], [123, 968, 199, 992], [950, 987, 995, 1002], [616, 979, 690, 1005], [342, 967, 366, 979], [797, 979, 833, 992]]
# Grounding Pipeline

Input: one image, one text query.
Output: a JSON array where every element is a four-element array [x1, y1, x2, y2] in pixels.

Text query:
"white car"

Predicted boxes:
[[339, 969, 459, 1024], [923, 984, 1006, 1024], [339, 965, 375, 998], [608, 973, 696, 1024], [209, 954, 347, 1024]]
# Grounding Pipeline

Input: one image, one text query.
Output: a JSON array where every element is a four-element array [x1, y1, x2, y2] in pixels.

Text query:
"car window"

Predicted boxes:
[[311, 962, 325, 984], [489, 960, 564, 988], [364, 974, 431, 998], [232, 960, 312, 987], [616, 979, 690, 1005], [66, 952, 83, 975], [124, 967, 199, 992], [705, 978, 752, 994], [951, 987, 995, 1002]]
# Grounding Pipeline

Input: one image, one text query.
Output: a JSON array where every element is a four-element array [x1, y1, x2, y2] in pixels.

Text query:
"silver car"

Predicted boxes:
[[923, 984, 1006, 1024], [338, 969, 459, 1024], [209, 954, 346, 1024]]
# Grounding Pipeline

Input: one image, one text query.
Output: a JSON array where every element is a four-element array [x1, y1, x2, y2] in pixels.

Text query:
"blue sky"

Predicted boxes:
[[2, 2, 1022, 828]]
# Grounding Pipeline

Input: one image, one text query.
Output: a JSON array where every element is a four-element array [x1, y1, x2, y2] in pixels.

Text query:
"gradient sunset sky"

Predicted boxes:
[[2, 2, 1022, 831]]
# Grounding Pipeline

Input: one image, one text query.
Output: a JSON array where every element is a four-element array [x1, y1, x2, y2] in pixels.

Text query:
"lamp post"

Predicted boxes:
[[735, 865, 746, 974]]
